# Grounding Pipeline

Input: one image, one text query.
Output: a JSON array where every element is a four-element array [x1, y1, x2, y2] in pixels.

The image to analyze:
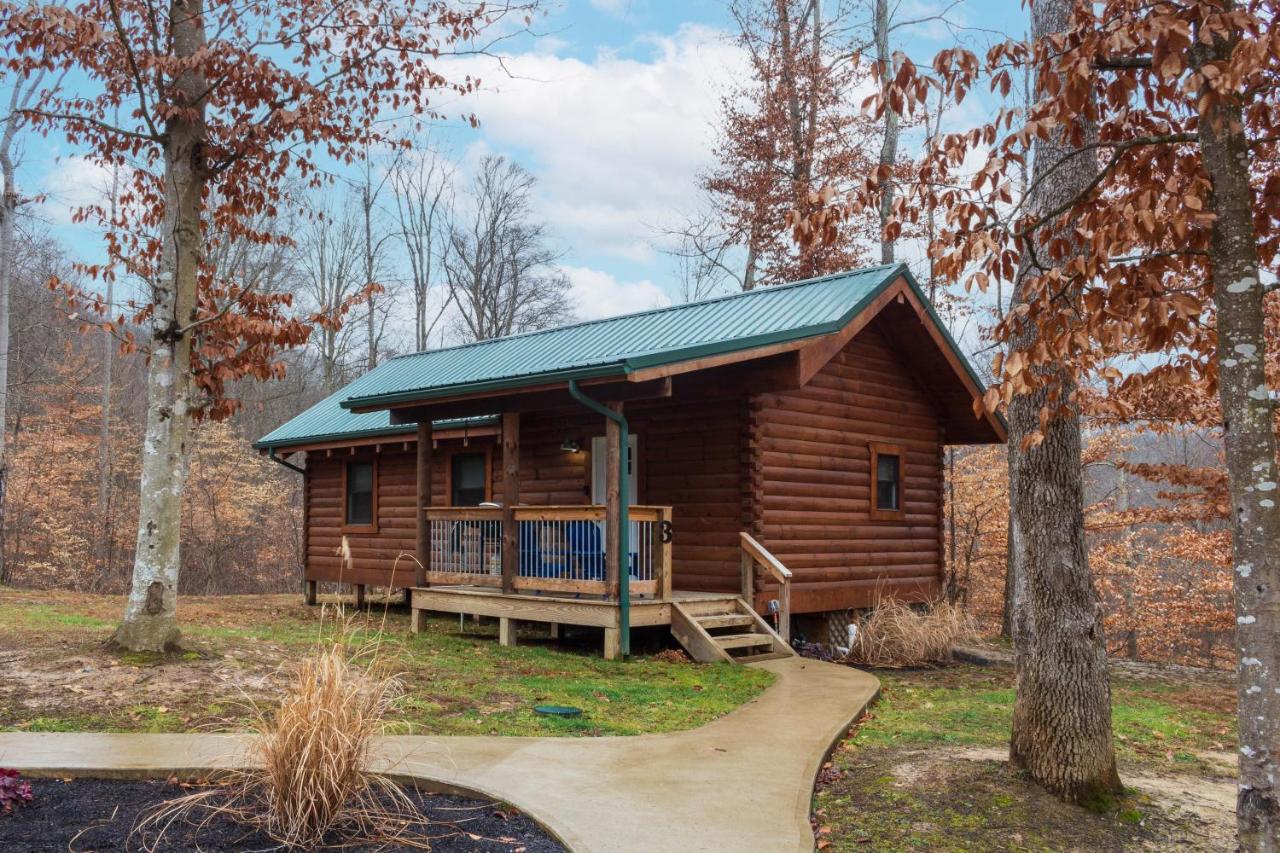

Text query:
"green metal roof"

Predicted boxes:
[[253, 382, 496, 449], [338, 264, 905, 411], [256, 263, 992, 449]]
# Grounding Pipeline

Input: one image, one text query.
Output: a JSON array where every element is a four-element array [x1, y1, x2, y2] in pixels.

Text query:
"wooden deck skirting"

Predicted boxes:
[[410, 586, 739, 660]]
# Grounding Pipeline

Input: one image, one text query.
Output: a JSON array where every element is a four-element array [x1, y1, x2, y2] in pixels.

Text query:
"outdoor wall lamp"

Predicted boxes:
[[560, 438, 582, 453]]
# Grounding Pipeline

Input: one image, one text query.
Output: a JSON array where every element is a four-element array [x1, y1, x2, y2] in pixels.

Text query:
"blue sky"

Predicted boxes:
[[20, 0, 1027, 337]]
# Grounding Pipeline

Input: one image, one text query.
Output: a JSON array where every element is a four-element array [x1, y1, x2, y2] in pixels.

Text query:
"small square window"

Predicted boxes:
[[346, 461, 374, 526]]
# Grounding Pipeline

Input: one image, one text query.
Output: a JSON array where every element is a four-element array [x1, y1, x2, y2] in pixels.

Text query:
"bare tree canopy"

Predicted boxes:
[[392, 147, 453, 352], [443, 156, 573, 341]]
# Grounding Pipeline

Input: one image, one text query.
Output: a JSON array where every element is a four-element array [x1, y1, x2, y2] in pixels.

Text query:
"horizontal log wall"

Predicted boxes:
[[750, 322, 944, 613], [301, 394, 747, 590], [631, 392, 748, 595], [304, 439, 496, 587]]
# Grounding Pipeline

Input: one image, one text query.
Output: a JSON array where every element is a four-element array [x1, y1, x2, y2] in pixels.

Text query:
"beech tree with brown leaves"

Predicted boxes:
[[0, 0, 536, 652], [801, 0, 1279, 843], [701, 0, 880, 289]]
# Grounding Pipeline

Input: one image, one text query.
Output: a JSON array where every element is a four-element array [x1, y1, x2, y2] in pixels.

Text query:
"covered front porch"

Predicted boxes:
[[406, 497, 792, 661]]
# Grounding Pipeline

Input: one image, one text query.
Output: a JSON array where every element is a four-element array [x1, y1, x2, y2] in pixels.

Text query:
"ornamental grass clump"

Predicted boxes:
[[843, 598, 976, 669], [137, 630, 421, 850], [138, 545, 427, 850]]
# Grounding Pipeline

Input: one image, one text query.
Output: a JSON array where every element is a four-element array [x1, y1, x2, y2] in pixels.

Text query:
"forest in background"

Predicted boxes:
[[0, 0, 1244, 672]]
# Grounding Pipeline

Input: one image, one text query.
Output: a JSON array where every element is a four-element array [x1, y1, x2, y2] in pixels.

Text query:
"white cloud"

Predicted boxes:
[[563, 265, 671, 320], [35, 154, 115, 226], [445, 24, 747, 264]]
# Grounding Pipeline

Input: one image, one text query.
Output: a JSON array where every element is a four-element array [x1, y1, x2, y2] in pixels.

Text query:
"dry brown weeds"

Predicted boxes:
[[843, 598, 977, 668]]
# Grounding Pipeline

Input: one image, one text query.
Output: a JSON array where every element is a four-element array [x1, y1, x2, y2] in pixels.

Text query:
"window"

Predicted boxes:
[[345, 460, 375, 527], [450, 452, 488, 506], [869, 443, 904, 518]]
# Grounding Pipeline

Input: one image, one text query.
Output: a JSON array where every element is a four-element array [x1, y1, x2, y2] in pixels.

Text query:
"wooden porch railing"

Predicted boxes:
[[740, 532, 792, 643], [424, 505, 673, 599]]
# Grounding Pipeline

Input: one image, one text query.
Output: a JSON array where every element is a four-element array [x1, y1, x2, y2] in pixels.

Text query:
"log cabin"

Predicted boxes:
[[255, 263, 1005, 661]]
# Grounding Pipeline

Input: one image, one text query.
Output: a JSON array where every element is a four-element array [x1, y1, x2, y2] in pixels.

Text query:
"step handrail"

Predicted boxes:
[[739, 532, 792, 643]]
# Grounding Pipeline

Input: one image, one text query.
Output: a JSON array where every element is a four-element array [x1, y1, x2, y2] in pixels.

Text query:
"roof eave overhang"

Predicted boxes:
[[341, 363, 630, 413], [338, 309, 873, 415]]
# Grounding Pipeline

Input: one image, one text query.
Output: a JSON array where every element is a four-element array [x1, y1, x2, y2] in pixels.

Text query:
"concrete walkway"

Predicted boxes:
[[0, 658, 878, 853]]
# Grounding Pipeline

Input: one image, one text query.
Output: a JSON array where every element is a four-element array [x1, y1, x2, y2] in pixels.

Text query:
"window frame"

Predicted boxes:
[[446, 447, 492, 507], [341, 455, 379, 533], [869, 442, 906, 520]]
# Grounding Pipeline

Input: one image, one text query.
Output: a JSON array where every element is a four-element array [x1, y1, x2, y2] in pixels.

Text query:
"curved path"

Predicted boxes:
[[0, 658, 878, 852]]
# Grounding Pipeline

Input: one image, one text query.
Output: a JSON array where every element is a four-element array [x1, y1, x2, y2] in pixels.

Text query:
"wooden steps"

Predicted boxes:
[[670, 596, 794, 664]]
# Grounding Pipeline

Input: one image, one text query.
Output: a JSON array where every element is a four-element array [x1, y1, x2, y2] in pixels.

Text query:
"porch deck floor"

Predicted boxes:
[[409, 585, 741, 659]]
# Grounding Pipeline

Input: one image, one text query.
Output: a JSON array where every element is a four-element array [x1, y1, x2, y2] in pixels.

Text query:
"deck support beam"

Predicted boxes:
[[304, 579, 317, 606], [603, 626, 621, 660], [499, 617, 516, 647], [354, 583, 366, 609], [415, 420, 433, 588], [501, 412, 520, 595]]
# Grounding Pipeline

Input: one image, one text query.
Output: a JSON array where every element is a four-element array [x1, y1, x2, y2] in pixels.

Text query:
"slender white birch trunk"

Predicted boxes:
[[110, 0, 207, 652]]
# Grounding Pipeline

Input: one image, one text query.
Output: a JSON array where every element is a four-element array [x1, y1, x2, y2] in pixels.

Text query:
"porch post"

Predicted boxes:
[[604, 403, 623, 602], [501, 411, 520, 594], [415, 420, 432, 588]]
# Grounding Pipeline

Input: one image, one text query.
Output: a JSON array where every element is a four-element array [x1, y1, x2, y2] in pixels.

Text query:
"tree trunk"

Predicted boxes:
[[1005, 0, 1120, 805], [874, 0, 899, 264], [0, 151, 13, 588], [110, 0, 207, 653], [363, 181, 377, 371], [97, 142, 120, 585], [1197, 19, 1280, 847]]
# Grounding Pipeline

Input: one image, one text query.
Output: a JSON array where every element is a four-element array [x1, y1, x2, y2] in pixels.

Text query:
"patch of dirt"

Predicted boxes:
[[0, 592, 322, 730], [815, 744, 1235, 852]]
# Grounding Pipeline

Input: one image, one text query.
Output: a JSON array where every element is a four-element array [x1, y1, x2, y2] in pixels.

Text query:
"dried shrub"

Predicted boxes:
[[843, 598, 977, 669], [137, 549, 427, 850], [0, 769, 34, 814]]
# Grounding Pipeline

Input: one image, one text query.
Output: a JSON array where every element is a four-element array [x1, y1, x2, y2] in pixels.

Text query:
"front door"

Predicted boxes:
[[591, 434, 638, 505]]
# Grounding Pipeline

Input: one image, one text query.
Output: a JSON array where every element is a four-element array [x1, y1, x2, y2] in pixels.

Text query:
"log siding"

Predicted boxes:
[[749, 322, 944, 612], [300, 320, 948, 613]]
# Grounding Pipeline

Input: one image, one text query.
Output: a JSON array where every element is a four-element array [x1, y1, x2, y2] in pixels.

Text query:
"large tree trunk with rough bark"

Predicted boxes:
[[110, 0, 207, 652], [1005, 0, 1121, 805], [1196, 20, 1280, 849]]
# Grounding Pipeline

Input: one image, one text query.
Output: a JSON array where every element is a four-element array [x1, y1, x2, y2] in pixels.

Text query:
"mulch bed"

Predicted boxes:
[[0, 777, 566, 852]]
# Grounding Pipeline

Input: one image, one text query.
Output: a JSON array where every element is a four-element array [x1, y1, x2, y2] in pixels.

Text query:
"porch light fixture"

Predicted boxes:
[[560, 438, 581, 453]]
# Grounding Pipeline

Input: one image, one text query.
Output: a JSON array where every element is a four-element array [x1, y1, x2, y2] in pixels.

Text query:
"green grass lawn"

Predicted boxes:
[[0, 590, 772, 737], [813, 663, 1239, 851], [853, 666, 1236, 768]]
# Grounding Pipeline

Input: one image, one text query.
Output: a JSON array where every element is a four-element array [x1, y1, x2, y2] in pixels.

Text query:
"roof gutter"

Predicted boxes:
[[267, 447, 306, 475], [567, 379, 630, 659]]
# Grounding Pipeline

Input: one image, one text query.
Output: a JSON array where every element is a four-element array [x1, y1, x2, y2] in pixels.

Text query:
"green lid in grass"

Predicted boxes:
[[533, 705, 583, 717]]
